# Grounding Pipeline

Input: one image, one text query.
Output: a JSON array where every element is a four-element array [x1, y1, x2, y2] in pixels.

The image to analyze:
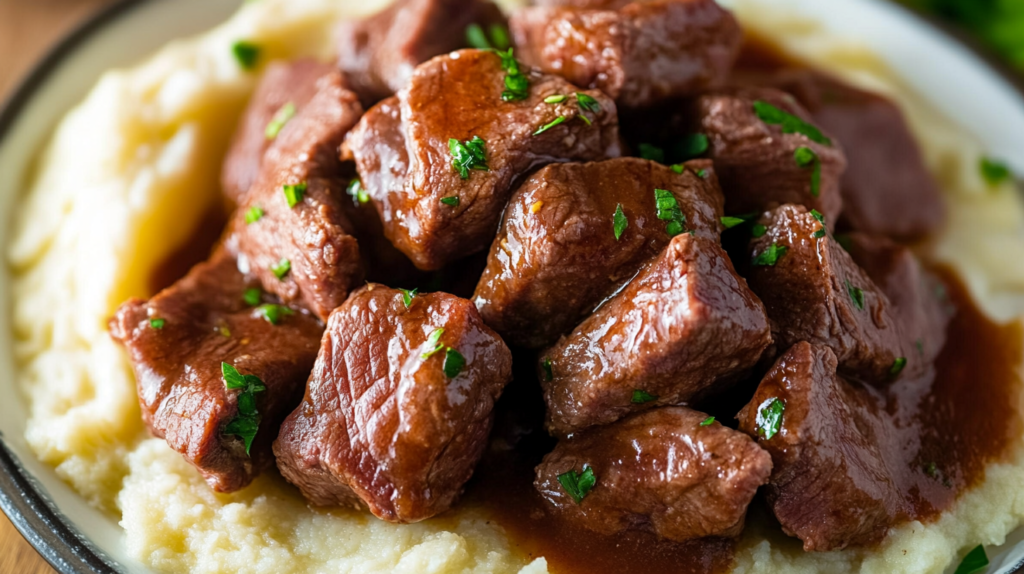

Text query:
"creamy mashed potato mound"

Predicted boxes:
[[7, 0, 1024, 573]]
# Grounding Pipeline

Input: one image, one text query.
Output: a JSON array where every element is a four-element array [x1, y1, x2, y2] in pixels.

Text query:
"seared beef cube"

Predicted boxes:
[[336, 0, 506, 104], [110, 249, 324, 493], [274, 285, 512, 523], [474, 158, 724, 348], [746, 204, 948, 383], [737, 342, 909, 551], [536, 406, 772, 541], [541, 234, 770, 436], [342, 49, 622, 270], [221, 59, 335, 205], [511, 0, 742, 109], [690, 87, 846, 222], [226, 71, 365, 321], [774, 70, 945, 240]]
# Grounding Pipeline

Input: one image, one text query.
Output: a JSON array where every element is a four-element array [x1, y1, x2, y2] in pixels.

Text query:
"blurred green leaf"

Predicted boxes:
[[900, 0, 1024, 70]]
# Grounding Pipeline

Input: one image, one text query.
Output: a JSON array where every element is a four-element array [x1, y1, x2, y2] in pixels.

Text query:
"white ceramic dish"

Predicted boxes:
[[0, 0, 1021, 572]]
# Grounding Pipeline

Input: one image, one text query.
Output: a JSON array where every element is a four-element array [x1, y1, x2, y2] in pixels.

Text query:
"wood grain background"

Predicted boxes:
[[0, 3, 118, 572]]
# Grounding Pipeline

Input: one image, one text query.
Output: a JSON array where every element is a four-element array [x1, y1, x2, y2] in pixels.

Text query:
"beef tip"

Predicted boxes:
[[225, 71, 365, 321], [336, 0, 506, 104], [511, 0, 742, 109], [274, 285, 512, 523], [342, 49, 622, 271], [746, 204, 949, 384], [541, 234, 771, 436], [771, 70, 945, 240], [221, 59, 335, 205], [736, 342, 910, 551], [110, 249, 323, 493], [535, 406, 772, 541], [687, 87, 847, 223], [532, 0, 636, 7], [474, 157, 724, 348]]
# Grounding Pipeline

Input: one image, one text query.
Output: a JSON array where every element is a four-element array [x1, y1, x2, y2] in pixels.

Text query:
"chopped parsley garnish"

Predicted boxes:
[[613, 204, 628, 240], [254, 303, 294, 325], [752, 224, 768, 238], [631, 389, 658, 404], [794, 146, 822, 197], [243, 288, 262, 307], [721, 216, 747, 229], [541, 358, 553, 381], [347, 179, 370, 204], [810, 209, 827, 238], [654, 189, 686, 236], [753, 100, 831, 146], [222, 363, 267, 455], [245, 205, 264, 225], [696, 168, 708, 178], [449, 136, 489, 179], [954, 545, 989, 574], [756, 398, 785, 440], [752, 244, 788, 266], [676, 133, 709, 160], [466, 23, 491, 49], [494, 48, 529, 101], [639, 143, 665, 163], [544, 94, 567, 104], [890, 357, 907, 378], [534, 116, 567, 136], [271, 258, 291, 280], [980, 157, 1012, 186], [557, 465, 596, 505], [231, 41, 261, 70], [149, 318, 166, 329], [488, 24, 511, 51], [219, 325, 232, 338], [924, 462, 940, 479], [576, 93, 600, 125], [846, 280, 865, 310], [440, 196, 461, 207], [671, 164, 685, 174], [444, 348, 466, 378], [422, 328, 446, 359], [283, 182, 307, 208], [700, 416, 716, 427], [265, 102, 296, 139], [399, 288, 419, 308]]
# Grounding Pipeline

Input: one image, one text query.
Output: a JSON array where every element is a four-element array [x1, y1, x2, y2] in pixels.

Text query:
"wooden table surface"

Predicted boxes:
[[0, 3, 120, 571]]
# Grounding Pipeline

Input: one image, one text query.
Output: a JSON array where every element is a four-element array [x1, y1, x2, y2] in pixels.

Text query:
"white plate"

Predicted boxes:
[[0, 0, 1021, 572]]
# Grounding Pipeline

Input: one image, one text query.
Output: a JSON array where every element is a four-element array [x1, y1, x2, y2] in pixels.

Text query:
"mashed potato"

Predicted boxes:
[[6, 0, 1024, 573]]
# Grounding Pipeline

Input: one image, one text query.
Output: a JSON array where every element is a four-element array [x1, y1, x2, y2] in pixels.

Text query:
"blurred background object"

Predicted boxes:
[[900, 0, 1024, 71]]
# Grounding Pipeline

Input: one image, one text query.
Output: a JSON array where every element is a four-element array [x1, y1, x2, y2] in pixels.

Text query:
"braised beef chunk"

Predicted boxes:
[[536, 407, 772, 541], [221, 59, 335, 205], [541, 234, 770, 436], [225, 71, 365, 321], [772, 70, 945, 240], [342, 49, 622, 271], [110, 249, 323, 493], [737, 343, 910, 551], [336, 0, 506, 104], [274, 285, 512, 523], [511, 0, 742, 109], [746, 205, 949, 384], [474, 158, 724, 348], [688, 87, 846, 222]]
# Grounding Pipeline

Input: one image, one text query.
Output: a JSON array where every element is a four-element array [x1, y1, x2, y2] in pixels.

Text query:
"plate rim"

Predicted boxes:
[[0, 1, 1022, 574]]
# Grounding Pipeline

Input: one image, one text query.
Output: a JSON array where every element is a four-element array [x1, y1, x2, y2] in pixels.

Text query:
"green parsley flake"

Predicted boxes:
[[671, 164, 685, 174], [613, 204, 628, 241], [721, 216, 746, 229], [254, 304, 294, 325], [449, 136, 489, 179], [924, 462, 940, 479], [639, 143, 665, 163], [541, 358, 553, 381], [534, 116, 567, 136], [465, 23, 491, 49], [753, 100, 831, 146], [149, 318, 166, 329], [271, 258, 291, 280], [756, 398, 785, 440], [231, 41, 261, 70], [810, 209, 827, 238], [221, 363, 267, 455], [265, 102, 296, 139], [953, 545, 989, 574], [752, 224, 768, 238], [494, 49, 529, 101], [440, 196, 460, 207], [890, 357, 907, 378], [557, 465, 597, 505], [489, 24, 511, 51], [794, 146, 822, 197], [544, 94, 568, 104], [696, 168, 708, 178], [846, 280, 865, 310], [700, 416, 716, 427], [283, 182, 308, 208], [422, 328, 446, 359], [245, 205, 264, 225], [631, 389, 658, 404], [399, 288, 419, 309], [444, 348, 466, 378], [347, 179, 370, 204], [576, 93, 600, 113], [243, 288, 262, 307], [752, 243, 788, 266], [676, 133, 710, 160], [980, 157, 1012, 186], [654, 189, 687, 236]]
